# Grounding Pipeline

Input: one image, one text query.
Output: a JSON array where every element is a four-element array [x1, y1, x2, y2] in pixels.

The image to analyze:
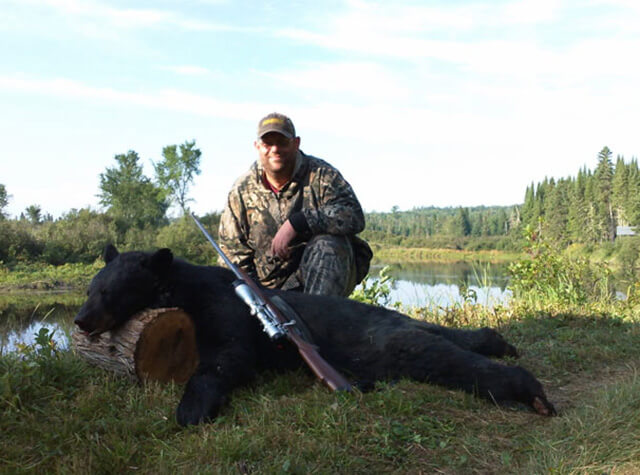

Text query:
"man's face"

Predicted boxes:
[[255, 132, 300, 179]]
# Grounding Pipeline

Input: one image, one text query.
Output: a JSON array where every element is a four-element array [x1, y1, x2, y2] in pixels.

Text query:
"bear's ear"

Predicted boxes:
[[103, 244, 119, 263], [148, 248, 173, 274]]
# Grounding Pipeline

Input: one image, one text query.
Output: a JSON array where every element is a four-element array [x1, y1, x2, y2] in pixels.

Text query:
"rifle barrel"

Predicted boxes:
[[190, 212, 352, 392], [190, 213, 243, 280]]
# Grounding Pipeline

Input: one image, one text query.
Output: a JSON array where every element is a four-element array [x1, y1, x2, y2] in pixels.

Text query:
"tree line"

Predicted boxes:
[[361, 205, 520, 250], [0, 141, 220, 266], [520, 147, 640, 246], [1, 145, 638, 267], [361, 147, 639, 251]]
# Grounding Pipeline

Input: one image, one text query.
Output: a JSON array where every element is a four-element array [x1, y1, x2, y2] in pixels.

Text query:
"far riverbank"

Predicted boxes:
[[371, 246, 521, 264]]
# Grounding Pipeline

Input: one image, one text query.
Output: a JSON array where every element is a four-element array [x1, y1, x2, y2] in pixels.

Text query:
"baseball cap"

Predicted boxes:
[[257, 112, 296, 139]]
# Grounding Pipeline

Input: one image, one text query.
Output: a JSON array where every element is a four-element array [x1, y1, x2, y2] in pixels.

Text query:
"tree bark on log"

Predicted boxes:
[[72, 307, 199, 384]]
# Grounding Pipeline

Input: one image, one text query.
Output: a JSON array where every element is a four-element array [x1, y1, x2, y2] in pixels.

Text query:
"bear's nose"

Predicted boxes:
[[73, 316, 89, 331], [74, 313, 92, 333]]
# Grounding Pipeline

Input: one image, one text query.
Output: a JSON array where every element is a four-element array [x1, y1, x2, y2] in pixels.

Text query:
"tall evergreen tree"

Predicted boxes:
[[567, 168, 588, 242], [521, 182, 536, 228], [626, 158, 640, 226], [612, 155, 629, 225], [545, 179, 570, 245], [594, 146, 616, 241], [583, 174, 601, 242], [0, 184, 9, 219]]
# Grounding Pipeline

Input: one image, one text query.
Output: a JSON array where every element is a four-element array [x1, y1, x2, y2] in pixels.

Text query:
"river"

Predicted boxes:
[[366, 261, 512, 308]]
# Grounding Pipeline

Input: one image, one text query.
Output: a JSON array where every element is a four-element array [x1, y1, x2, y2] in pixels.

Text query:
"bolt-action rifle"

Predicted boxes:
[[190, 213, 352, 392]]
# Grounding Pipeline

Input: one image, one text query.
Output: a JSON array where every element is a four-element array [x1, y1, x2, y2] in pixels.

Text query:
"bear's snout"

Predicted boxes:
[[74, 308, 96, 333], [74, 303, 112, 336], [74, 312, 92, 333]]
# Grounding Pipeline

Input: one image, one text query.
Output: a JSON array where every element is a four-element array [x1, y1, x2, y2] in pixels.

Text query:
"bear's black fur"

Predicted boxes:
[[74, 246, 556, 426]]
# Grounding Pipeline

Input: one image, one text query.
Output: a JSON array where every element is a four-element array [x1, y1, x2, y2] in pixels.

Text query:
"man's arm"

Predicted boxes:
[[218, 193, 258, 278], [294, 164, 365, 236], [271, 219, 297, 259]]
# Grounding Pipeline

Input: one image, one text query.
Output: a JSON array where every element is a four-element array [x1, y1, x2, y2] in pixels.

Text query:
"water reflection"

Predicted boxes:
[[1, 320, 69, 354], [368, 261, 512, 309], [0, 293, 82, 355]]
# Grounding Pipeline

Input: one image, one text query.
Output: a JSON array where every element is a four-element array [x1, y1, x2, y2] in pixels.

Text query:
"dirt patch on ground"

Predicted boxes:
[[546, 358, 640, 413]]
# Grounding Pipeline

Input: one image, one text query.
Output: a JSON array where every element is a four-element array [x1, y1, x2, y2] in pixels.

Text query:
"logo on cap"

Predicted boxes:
[[257, 113, 295, 139]]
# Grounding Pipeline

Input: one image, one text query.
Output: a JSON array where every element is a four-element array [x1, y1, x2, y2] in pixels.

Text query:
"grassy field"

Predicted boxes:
[[2, 241, 640, 473], [1, 295, 640, 473], [372, 246, 521, 264], [0, 261, 103, 291]]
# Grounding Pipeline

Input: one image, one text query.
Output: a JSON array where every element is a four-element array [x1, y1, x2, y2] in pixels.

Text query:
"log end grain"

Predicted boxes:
[[72, 307, 199, 384]]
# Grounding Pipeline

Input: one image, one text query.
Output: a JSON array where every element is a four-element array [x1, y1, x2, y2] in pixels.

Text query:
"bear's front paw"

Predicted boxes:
[[480, 327, 519, 358], [176, 373, 227, 426]]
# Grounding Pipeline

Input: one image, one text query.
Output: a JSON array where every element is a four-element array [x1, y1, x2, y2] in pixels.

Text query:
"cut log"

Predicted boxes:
[[72, 307, 199, 384]]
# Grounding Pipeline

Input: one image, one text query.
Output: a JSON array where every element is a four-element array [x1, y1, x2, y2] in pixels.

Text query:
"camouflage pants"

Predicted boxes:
[[282, 234, 358, 297]]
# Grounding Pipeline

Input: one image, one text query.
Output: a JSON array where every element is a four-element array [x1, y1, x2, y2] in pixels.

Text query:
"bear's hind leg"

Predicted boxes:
[[383, 330, 554, 415], [414, 323, 518, 358]]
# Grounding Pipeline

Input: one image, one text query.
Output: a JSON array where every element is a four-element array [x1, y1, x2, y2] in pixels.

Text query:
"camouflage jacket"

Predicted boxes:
[[219, 151, 371, 289]]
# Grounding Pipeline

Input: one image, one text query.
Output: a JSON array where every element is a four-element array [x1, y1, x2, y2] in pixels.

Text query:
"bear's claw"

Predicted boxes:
[[532, 395, 557, 416]]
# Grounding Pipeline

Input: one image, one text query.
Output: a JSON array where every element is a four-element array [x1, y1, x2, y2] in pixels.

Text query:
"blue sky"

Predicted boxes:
[[2, 0, 639, 218]]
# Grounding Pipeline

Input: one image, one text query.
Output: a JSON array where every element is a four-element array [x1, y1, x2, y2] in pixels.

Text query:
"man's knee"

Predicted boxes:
[[299, 234, 357, 296], [306, 234, 352, 255]]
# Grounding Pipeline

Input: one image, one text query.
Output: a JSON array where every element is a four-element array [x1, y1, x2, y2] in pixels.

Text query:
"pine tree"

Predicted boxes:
[[521, 183, 536, 228], [545, 179, 570, 245], [594, 146, 616, 242], [626, 158, 640, 226], [568, 168, 588, 242], [612, 155, 629, 225]]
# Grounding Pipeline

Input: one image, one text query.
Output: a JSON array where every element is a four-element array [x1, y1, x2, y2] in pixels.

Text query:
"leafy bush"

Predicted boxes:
[[40, 209, 116, 264], [615, 236, 640, 280], [350, 266, 397, 307], [155, 214, 218, 265], [0, 220, 43, 264], [508, 226, 614, 305]]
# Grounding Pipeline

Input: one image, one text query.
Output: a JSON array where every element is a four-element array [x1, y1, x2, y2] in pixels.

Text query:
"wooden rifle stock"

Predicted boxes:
[[288, 332, 353, 391], [190, 213, 352, 392]]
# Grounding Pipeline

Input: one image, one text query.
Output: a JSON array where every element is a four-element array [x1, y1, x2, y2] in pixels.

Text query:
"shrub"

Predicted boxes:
[[155, 214, 218, 265], [0, 220, 43, 264], [508, 226, 614, 305]]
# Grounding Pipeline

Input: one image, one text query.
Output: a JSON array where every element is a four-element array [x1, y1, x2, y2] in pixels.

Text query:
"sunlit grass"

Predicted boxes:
[[0, 260, 103, 290], [373, 246, 520, 264], [2, 238, 640, 472]]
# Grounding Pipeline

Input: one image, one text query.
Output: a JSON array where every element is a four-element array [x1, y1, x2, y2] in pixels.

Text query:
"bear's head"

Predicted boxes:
[[74, 244, 174, 335]]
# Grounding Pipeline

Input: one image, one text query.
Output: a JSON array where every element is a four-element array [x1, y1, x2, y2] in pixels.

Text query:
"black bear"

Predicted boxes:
[[74, 246, 556, 426]]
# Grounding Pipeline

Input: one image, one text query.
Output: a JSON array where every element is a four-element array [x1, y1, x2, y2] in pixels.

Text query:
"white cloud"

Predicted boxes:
[[501, 0, 562, 23], [5, 0, 252, 32], [160, 65, 216, 76], [257, 61, 411, 102], [0, 74, 262, 119]]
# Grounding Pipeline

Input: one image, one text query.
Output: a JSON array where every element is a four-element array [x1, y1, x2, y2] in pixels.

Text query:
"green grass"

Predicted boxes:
[[0, 261, 102, 291], [2, 239, 640, 473], [1, 298, 640, 474]]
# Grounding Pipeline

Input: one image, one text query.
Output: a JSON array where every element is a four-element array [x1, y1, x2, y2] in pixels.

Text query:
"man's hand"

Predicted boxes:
[[271, 220, 297, 260]]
